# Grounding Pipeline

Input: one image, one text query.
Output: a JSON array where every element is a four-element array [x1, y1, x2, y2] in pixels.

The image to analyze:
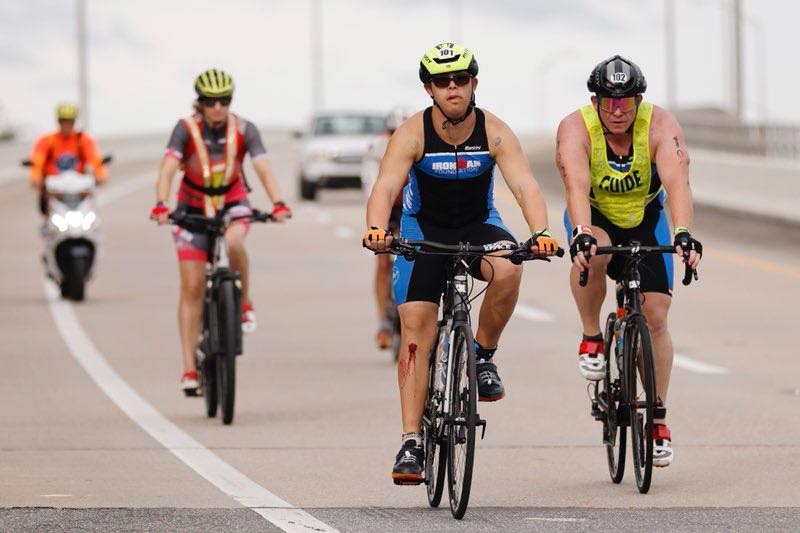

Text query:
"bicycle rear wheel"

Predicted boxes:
[[447, 324, 477, 519], [602, 312, 626, 483], [424, 341, 447, 507], [217, 279, 240, 425], [624, 315, 656, 493]]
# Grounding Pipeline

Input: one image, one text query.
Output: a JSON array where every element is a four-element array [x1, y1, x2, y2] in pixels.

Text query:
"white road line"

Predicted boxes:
[[525, 517, 586, 522], [95, 174, 153, 207], [43, 280, 338, 533], [513, 303, 554, 322], [673, 353, 729, 375], [314, 211, 332, 225]]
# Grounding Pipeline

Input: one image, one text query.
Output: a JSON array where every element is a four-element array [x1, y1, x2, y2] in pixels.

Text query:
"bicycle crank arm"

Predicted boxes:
[[477, 417, 487, 439]]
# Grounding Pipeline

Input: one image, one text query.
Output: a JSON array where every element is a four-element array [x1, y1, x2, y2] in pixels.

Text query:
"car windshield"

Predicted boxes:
[[312, 115, 384, 136]]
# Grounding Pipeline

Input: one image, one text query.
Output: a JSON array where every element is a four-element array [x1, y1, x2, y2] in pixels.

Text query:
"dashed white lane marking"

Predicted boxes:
[[43, 280, 338, 533], [334, 226, 354, 240], [673, 353, 729, 375], [314, 210, 332, 225], [95, 174, 152, 207], [525, 517, 586, 522], [513, 303, 554, 322]]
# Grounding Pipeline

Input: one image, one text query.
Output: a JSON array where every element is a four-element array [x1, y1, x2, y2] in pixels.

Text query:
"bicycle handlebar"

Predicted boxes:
[[167, 208, 273, 234], [578, 244, 698, 287], [385, 238, 565, 264]]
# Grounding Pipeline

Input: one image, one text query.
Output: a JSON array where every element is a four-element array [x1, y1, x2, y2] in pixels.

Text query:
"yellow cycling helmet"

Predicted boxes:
[[419, 42, 479, 83], [194, 68, 234, 98], [56, 102, 79, 121]]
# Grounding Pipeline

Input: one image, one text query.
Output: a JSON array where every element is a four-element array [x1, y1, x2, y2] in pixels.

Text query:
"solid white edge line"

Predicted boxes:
[[673, 353, 729, 375], [513, 303, 554, 322], [43, 280, 338, 533]]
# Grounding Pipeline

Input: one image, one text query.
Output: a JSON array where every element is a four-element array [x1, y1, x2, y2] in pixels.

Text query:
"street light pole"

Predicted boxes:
[[733, 0, 743, 120], [76, 0, 89, 129], [310, 0, 324, 113], [664, 0, 677, 110], [450, 0, 462, 42]]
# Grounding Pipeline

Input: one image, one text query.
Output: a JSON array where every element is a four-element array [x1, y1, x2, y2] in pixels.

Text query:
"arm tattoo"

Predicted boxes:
[[673, 135, 686, 160], [556, 150, 567, 178], [492, 135, 502, 148]]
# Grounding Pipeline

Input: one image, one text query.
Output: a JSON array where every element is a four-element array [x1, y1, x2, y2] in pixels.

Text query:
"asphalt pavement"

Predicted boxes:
[[1, 132, 798, 531]]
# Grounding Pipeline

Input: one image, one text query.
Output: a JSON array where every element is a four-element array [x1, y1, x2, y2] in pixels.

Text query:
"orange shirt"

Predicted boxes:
[[28, 131, 107, 186]]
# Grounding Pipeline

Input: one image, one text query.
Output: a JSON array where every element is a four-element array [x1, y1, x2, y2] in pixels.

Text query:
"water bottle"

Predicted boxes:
[[435, 321, 451, 392]]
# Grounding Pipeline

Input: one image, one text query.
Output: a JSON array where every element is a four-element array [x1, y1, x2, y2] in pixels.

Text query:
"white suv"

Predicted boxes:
[[297, 112, 385, 200]]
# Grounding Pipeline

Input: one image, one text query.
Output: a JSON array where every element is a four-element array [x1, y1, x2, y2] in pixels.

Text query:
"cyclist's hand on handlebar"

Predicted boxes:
[[150, 201, 169, 225], [362, 226, 393, 252], [673, 228, 702, 269], [569, 225, 597, 271], [527, 230, 560, 256], [271, 201, 291, 223]]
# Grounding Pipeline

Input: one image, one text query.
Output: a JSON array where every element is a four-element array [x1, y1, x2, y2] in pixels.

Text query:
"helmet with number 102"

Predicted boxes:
[[587, 55, 647, 98]]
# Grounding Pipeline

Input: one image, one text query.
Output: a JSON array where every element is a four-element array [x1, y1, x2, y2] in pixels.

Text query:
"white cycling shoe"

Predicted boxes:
[[653, 423, 673, 467], [578, 338, 606, 381], [241, 303, 257, 334]]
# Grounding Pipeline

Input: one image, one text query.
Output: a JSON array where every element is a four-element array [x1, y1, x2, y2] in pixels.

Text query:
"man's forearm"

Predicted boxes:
[[366, 186, 394, 230], [566, 187, 592, 230], [666, 180, 694, 231]]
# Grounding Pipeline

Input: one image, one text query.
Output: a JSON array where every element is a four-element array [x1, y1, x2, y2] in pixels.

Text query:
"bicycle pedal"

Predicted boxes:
[[183, 388, 200, 397], [477, 418, 487, 439]]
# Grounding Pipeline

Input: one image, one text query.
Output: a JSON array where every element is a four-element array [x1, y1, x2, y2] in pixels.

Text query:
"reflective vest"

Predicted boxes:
[[580, 102, 662, 228], [181, 113, 241, 216]]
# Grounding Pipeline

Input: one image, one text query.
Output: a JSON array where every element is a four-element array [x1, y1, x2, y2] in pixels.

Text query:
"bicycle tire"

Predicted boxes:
[[447, 324, 477, 519], [624, 314, 656, 493], [217, 279, 239, 425], [602, 312, 626, 483], [202, 352, 218, 418], [424, 339, 447, 507]]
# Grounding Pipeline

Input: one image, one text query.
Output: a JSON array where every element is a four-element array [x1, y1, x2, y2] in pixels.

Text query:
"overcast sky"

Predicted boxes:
[[0, 0, 795, 138]]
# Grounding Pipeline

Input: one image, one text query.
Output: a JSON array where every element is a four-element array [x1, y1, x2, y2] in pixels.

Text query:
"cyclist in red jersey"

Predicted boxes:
[[150, 68, 291, 392]]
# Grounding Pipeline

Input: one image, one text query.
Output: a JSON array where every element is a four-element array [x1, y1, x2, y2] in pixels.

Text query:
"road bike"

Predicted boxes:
[[169, 206, 272, 425], [582, 243, 697, 493], [389, 239, 563, 518]]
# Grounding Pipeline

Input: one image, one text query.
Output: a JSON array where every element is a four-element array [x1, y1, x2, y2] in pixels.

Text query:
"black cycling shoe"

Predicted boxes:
[[392, 439, 425, 485], [477, 360, 505, 401]]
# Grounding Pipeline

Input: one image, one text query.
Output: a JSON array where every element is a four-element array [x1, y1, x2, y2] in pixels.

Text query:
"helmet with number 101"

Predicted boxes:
[[419, 43, 479, 83]]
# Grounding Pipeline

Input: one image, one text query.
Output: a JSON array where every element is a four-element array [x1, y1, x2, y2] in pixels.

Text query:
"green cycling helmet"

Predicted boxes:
[[56, 102, 79, 121], [194, 68, 234, 98], [419, 43, 479, 83]]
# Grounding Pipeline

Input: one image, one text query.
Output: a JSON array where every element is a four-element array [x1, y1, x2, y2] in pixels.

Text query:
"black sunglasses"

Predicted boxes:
[[430, 73, 473, 89], [199, 96, 232, 107]]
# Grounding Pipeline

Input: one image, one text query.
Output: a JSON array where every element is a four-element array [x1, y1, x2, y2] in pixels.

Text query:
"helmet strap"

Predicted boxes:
[[432, 90, 475, 129]]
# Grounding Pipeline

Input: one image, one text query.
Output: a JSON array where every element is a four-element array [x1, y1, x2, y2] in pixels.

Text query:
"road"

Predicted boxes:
[[1, 132, 799, 532]]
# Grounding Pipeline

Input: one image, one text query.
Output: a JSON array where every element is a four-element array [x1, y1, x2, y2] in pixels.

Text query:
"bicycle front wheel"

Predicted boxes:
[[446, 324, 477, 519], [602, 312, 626, 483], [217, 279, 240, 425], [624, 314, 656, 493]]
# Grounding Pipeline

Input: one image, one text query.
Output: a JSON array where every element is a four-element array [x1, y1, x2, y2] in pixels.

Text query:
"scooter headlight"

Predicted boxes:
[[81, 212, 96, 230], [51, 213, 68, 232]]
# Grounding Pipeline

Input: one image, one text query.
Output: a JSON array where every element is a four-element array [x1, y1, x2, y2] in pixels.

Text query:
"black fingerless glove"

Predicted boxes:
[[569, 231, 596, 260], [673, 230, 703, 256]]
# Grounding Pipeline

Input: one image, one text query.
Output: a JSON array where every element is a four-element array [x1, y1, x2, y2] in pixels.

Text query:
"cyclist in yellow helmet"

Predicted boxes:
[[151, 68, 291, 393], [556, 55, 703, 468], [364, 43, 559, 484]]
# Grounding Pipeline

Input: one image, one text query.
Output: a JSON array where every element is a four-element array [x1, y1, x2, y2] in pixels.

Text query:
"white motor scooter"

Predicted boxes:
[[23, 155, 111, 301]]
